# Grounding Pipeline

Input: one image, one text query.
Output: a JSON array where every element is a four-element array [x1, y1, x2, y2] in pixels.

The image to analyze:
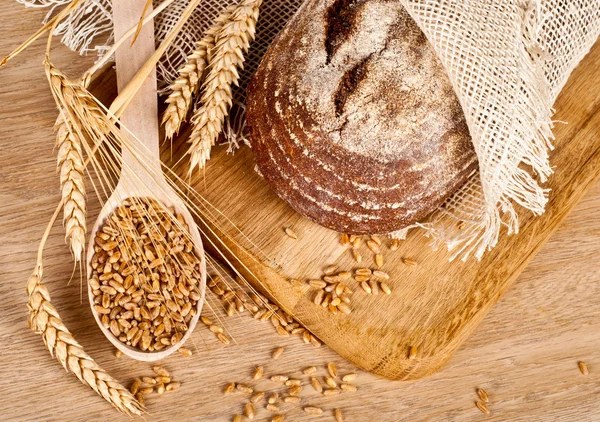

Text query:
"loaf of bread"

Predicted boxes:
[[246, 0, 478, 234]]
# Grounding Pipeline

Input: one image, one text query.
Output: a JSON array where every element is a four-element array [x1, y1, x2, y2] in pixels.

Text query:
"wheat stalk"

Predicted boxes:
[[27, 264, 144, 415], [187, 0, 262, 171], [162, 5, 236, 140], [55, 118, 86, 262]]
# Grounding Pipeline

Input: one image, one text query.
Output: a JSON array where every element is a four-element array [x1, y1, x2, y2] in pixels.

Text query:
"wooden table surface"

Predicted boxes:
[[1, 5, 599, 422]]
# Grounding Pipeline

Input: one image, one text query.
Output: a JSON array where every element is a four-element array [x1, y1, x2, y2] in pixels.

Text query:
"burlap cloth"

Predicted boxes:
[[17, 0, 600, 260]]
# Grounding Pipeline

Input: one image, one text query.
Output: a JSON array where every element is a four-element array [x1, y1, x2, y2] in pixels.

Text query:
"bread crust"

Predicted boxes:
[[246, 0, 477, 234]]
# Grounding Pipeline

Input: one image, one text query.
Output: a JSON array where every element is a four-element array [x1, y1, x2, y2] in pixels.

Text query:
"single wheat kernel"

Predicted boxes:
[[289, 386, 302, 396], [325, 377, 337, 388], [276, 325, 290, 337], [380, 282, 392, 295], [313, 290, 324, 306], [267, 403, 280, 413], [309, 280, 327, 289], [369, 280, 379, 295], [130, 379, 142, 395], [139, 387, 154, 395], [142, 377, 157, 385], [338, 271, 351, 280], [341, 233, 350, 246], [304, 406, 323, 415], [114, 348, 122, 358], [370, 235, 382, 246], [375, 254, 384, 268], [340, 384, 357, 392], [217, 333, 231, 344], [233, 415, 242, 422], [477, 388, 489, 403], [271, 375, 289, 383], [579, 361, 589, 375], [272, 415, 285, 422], [209, 325, 223, 334], [224, 382, 235, 394], [153, 366, 170, 377], [311, 377, 323, 393], [310, 334, 322, 347], [251, 392, 265, 404], [476, 401, 490, 414], [403, 257, 417, 266], [284, 396, 301, 403], [367, 240, 381, 254], [236, 384, 253, 394], [304, 366, 317, 375], [155, 376, 171, 384], [342, 373, 357, 382], [284, 227, 298, 239], [337, 303, 352, 315], [272, 346, 284, 360], [372, 270, 389, 280], [335, 408, 344, 422], [327, 362, 338, 378], [352, 237, 361, 248], [324, 265, 338, 275], [285, 379, 301, 386], [245, 403, 255, 419], [323, 388, 341, 396], [352, 249, 362, 263], [408, 346, 418, 360], [360, 281, 372, 294], [135, 392, 145, 407], [253, 366, 264, 380], [331, 298, 341, 307], [166, 382, 180, 391], [268, 393, 279, 404], [156, 383, 166, 395], [179, 347, 193, 357], [355, 268, 372, 277], [390, 238, 400, 251]]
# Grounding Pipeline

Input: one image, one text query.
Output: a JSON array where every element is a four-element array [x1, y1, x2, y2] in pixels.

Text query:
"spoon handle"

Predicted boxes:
[[112, 0, 164, 194]]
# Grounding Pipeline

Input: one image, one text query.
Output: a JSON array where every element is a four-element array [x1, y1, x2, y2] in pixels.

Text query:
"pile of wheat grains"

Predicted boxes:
[[89, 197, 203, 352]]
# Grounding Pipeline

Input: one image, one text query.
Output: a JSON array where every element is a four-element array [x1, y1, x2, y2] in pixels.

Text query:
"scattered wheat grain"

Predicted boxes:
[[311, 377, 323, 393], [304, 406, 323, 415], [245, 403, 255, 419], [402, 258, 417, 266], [284, 227, 298, 239], [476, 401, 490, 414], [251, 391, 265, 403], [327, 362, 338, 378]]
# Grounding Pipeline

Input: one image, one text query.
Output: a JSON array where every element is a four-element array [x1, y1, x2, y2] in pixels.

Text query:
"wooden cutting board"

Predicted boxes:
[[91, 38, 600, 381]]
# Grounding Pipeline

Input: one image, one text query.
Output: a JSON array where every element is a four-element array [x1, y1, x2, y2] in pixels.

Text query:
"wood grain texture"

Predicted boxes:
[[0, 4, 599, 421]]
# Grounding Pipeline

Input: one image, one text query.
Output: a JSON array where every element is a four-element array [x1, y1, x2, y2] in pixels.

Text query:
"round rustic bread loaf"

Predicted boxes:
[[246, 0, 478, 234]]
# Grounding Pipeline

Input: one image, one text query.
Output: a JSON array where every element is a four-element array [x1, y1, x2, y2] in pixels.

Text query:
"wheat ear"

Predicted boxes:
[[187, 0, 262, 171], [27, 264, 144, 415], [162, 5, 236, 140], [55, 119, 86, 262]]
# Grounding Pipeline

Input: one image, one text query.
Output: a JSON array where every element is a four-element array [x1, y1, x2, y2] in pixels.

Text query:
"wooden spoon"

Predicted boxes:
[[86, 0, 206, 361]]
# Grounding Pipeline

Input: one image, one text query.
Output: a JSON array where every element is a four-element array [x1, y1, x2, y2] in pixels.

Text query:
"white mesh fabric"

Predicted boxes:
[[19, 0, 600, 260]]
